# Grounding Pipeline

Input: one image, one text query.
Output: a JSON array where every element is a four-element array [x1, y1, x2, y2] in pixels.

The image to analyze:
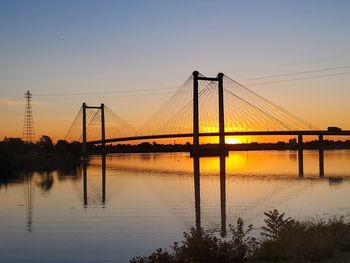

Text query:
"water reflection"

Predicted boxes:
[[36, 171, 54, 192], [82, 154, 228, 235], [89, 150, 350, 178], [23, 172, 35, 232], [193, 157, 200, 233], [193, 155, 227, 237], [82, 155, 107, 208], [83, 162, 87, 207], [82, 151, 350, 236], [329, 177, 344, 185], [220, 155, 226, 237], [2, 151, 350, 262], [14, 150, 350, 234], [102, 155, 106, 206]]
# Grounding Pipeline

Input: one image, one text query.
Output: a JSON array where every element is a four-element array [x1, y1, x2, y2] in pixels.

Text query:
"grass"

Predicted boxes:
[[130, 210, 350, 263]]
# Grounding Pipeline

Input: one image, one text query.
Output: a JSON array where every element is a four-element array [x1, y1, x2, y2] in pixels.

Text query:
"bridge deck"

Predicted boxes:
[[88, 130, 350, 144]]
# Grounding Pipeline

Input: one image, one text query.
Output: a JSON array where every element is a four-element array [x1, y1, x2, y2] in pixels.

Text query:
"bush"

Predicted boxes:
[[130, 218, 259, 263], [130, 210, 350, 263], [257, 214, 350, 262]]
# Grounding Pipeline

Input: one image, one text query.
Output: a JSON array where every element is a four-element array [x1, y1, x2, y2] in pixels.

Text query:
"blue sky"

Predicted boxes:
[[1, 1, 350, 139]]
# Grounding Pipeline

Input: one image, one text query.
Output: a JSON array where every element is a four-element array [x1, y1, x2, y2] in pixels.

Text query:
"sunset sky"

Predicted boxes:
[[1, 1, 350, 141]]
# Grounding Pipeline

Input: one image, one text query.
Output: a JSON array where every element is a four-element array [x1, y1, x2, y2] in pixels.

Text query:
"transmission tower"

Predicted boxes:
[[23, 90, 35, 143]]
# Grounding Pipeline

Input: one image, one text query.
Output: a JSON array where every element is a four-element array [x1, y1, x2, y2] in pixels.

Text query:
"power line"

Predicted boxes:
[[25, 65, 350, 99], [240, 65, 350, 81], [35, 87, 177, 97], [243, 71, 350, 86], [34, 91, 175, 101]]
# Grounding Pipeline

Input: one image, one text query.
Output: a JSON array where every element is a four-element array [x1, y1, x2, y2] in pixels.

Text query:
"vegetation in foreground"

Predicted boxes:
[[130, 210, 350, 263]]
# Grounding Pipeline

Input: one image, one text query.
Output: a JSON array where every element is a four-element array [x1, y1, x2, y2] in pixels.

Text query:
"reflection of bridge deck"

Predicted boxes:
[[89, 130, 350, 145], [88, 130, 350, 178]]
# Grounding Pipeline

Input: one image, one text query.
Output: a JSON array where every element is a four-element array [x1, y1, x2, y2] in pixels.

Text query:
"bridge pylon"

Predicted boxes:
[[82, 103, 106, 158], [191, 71, 228, 157]]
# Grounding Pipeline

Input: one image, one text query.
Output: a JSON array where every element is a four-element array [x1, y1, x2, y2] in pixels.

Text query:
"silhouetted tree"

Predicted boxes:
[[55, 140, 69, 153], [38, 135, 53, 152]]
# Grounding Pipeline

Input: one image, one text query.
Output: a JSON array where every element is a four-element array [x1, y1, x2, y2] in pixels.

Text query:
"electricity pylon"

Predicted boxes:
[[23, 90, 35, 143]]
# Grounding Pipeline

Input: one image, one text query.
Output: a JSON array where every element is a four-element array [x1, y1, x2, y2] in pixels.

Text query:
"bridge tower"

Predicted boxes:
[[192, 71, 227, 156], [82, 103, 106, 157]]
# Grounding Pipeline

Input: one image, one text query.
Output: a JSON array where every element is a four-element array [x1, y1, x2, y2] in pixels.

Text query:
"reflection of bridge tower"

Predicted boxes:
[[192, 71, 227, 156], [101, 155, 106, 205], [82, 155, 107, 207], [193, 157, 200, 231], [23, 173, 35, 232], [193, 155, 227, 237], [219, 155, 226, 237], [83, 162, 88, 207]]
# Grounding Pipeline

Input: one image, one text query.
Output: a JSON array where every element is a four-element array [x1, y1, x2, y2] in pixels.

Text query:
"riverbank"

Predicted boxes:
[[0, 137, 81, 174], [102, 140, 350, 154]]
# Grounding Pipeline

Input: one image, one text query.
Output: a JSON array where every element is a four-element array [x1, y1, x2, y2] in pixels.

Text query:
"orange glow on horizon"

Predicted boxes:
[[225, 137, 241, 144]]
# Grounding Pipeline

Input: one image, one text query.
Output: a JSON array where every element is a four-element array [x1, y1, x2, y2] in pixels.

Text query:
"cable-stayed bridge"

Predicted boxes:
[[65, 71, 350, 176]]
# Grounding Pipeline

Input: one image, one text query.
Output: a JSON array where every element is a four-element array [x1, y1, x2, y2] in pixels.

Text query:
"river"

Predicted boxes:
[[1, 150, 350, 262]]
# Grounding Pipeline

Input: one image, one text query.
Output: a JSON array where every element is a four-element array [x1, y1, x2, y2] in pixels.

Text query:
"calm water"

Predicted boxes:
[[1, 150, 350, 262]]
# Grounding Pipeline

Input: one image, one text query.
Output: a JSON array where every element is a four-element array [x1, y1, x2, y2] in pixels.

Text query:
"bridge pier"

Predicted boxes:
[[298, 134, 304, 177], [319, 135, 324, 177]]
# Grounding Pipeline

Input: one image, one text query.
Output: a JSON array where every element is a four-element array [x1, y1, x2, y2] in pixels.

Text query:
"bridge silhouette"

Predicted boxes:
[[66, 71, 350, 176]]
